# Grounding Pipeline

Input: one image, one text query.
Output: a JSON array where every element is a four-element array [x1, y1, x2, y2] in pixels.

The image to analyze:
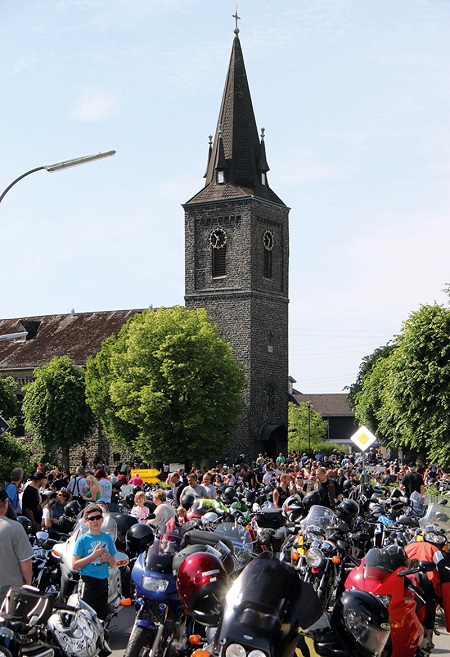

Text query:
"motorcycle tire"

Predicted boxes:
[[0, 647, 13, 657], [124, 625, 157, 657]]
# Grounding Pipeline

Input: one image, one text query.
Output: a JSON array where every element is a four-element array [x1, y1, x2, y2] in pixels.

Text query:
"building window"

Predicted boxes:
[[265, 381, 276, 413], [263, 230, 273, 279], [210, 228, 227, 278], [217, 170, 225, 184], [268, 330, 274, 353]]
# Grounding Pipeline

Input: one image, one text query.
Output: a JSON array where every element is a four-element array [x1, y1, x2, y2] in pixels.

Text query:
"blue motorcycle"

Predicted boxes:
[[125, 524, 235, 657], [125, 525, 189, 657]]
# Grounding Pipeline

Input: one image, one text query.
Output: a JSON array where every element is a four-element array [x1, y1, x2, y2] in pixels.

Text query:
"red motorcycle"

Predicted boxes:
[[345, 545, 436, 657]]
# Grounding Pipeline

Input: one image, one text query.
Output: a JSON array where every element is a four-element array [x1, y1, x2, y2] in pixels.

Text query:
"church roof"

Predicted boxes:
[[0, 309, 142, 371], [290, 392, 355, 417], [185, 30, 286, 207]]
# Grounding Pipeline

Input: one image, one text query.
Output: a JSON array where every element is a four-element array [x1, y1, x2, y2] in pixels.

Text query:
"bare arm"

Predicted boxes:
[[20, 558, 32, 586]]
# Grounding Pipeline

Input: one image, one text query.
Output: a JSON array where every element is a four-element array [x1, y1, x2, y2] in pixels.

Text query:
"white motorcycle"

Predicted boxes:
[[52, 511, 130, 625]]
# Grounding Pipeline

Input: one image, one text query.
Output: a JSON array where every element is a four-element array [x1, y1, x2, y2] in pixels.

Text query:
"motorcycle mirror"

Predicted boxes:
[[420, 560, 437, 572]]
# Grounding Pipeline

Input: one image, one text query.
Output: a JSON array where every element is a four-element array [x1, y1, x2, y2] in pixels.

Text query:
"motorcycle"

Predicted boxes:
[[0, 584, 111, 657], [125, 523, 232, 657], [191, 554, 390, 657], [345, 544, 437, 657], [52, 511, 129, 625]]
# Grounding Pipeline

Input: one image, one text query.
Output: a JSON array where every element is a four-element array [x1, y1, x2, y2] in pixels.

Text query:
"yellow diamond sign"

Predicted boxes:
[[350, 426, 377, 452]]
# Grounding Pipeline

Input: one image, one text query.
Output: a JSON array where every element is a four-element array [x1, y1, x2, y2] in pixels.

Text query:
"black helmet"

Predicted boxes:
[[245, 490, 256, 505], [264, 485, 274, 500], [330, 590, 390, 657], [336, 499, 359, 524], [17, 515, 32, 531], [282, 495, 304, 520], [182, 493, 195, 510], [302, 490, 321, 511], [125, 492, 136, 509], [64, 500, 82, 518], [343, 480, 353, 491], [223, 487, 235, 505], [126, 523, 155, 557]]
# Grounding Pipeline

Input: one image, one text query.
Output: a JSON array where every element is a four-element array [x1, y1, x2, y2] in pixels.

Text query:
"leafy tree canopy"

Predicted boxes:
[[351, 302, 450, 466], [0, 376, 19, 426], [22, 356, 95, 471], [288, 402, 329, 454], [85, 306, 246, 464], [0, 432, 32, 484]]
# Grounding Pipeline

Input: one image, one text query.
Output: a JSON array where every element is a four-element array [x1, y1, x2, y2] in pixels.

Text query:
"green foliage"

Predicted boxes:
[[347, 343, 394, 411], [22, 356, 95, 470], [0, 432, 32, 484], [351, 303, 450, 467], [288, 402, 329, 454], [0, 376, 19, 427], [85, 306, 246, 464]]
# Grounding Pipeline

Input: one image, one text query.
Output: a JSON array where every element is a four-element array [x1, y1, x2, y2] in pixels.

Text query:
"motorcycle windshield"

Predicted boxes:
[[364, 547, 407, 580], [221, 557, 313, 636], [145, 526, 182, 572], [419, 503, 450, 533], [70, 512, 118, 543], [214, 522, 254, 567], [300, 505, 338, 538]]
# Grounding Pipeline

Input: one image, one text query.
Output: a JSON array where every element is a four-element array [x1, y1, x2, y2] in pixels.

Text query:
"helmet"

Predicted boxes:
[[64, 500, 82, 518], [343, 480, 353, 491], [176, 551, 228, 625], [245, 490, 256, 505], [282, 495, 304, 520], [125, 493, 136, 509], [330, 590, 390, 657], [48, 603, 103, 657], [181, 493, 195, 510], [336, 499, 360, 525], [264, 485, 274, 500], [423, 524, 447, 548], [126, 523, 155, 557], [201, 512, 219, 528], [302, 491, 321, 511], [16, 516, 32, 532], [223, 487, 235, 504]]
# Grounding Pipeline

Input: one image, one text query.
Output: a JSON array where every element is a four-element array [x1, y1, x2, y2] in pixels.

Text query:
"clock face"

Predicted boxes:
[[263, 230, 274, 250], [210, 228, 227, 249]]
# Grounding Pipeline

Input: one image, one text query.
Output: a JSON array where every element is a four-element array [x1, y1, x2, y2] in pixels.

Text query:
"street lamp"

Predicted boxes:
[[0, 150, 116, 204]]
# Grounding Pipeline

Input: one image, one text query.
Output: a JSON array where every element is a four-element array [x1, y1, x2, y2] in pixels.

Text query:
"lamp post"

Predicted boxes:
[[0, 150, 116, 204], [307, 401, 311, 455]]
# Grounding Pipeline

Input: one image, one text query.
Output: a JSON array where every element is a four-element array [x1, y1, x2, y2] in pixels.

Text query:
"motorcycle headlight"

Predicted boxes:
[[142, 576, 169, 593], [248, 651, 266, 657], [306, 547, 324, 567], [225, 644, 246, 657], [376, 595, 392, 608], [424, 531, 446, 546]]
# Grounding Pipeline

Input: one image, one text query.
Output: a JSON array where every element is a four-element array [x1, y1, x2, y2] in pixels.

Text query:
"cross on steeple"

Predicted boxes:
[[232, 5, 241, 34]]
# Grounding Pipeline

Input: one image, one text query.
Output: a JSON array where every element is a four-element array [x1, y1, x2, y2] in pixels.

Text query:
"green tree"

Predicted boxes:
[[377, 304, 450, 465], [288, 402, 329, 454], [0, 432, 32, 484], [22, 356, 95, 472], [85, 306, 246, 464], [347, 343, 394, 411], [351, 302, 450, 467], [0, 375, 19, 427]]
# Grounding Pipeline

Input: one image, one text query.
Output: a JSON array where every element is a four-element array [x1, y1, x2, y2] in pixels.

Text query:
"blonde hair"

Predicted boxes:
[[134, 491, 146, 504], [152, 489, 166, 503]]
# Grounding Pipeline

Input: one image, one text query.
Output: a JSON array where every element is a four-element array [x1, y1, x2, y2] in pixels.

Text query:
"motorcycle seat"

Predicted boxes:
[[181, 528, 234, 555]]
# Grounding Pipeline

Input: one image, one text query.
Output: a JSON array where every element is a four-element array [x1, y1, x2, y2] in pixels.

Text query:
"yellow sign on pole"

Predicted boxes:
[[350, 426, 377, 452], [131, 468, 161, 484]]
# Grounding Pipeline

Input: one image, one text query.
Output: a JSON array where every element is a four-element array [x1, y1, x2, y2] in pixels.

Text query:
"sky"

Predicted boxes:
[[1, 0, 450, 394]]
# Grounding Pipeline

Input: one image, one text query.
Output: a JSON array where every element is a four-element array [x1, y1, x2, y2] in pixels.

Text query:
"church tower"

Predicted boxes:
[[184, 21, 289, 459]]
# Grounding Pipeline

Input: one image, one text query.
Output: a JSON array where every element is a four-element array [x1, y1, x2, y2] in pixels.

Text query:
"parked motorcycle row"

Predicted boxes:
[[1, 481, 449, 657]]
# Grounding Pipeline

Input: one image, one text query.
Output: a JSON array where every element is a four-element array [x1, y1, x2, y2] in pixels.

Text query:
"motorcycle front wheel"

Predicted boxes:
[[124, 625, 157, 657]]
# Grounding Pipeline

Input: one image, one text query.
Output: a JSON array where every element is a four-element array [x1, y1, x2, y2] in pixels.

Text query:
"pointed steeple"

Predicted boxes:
[[186, 26, 285, 206]]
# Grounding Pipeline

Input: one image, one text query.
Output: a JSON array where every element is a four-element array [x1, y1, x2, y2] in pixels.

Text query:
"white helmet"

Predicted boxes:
[[201, 512, 219, 528], [48, 603, 103, 657]]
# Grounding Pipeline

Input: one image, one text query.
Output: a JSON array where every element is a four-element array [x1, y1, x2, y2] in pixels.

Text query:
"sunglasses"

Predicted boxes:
[[296, 477, 303, 480], [86, 515, 103, 522]]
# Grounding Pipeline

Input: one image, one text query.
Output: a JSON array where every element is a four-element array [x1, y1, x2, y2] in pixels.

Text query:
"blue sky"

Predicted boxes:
[[1, 1, 450, 393]]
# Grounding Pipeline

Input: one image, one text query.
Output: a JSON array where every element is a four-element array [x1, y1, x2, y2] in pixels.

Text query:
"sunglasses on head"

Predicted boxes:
[[86, 515, 103, 522]]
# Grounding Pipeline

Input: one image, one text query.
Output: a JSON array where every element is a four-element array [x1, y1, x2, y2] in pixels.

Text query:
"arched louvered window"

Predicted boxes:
[[263, 230, 273, 279]]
